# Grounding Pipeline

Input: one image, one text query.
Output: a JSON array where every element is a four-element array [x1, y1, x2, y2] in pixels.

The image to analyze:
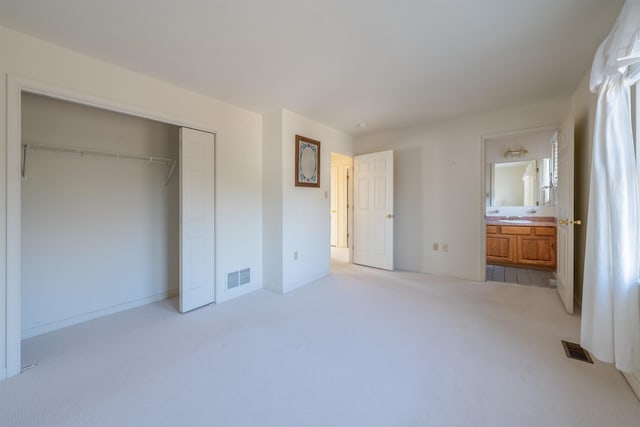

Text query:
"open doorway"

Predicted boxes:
[[483, 128, 559, 288], [330, 152, 353, 265]]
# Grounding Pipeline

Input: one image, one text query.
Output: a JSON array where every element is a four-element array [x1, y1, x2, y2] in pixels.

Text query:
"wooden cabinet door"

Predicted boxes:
[[517, 236, 556, 268], [487, 235, 516, 263]]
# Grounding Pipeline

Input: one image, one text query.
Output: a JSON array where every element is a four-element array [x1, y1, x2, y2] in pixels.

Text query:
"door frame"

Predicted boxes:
[[480, 125, 560, 282], [344, 165, 352, 250], [3, 75, 216, 379]]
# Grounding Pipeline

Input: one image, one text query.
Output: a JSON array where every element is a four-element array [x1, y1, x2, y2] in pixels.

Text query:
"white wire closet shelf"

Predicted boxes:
[[21, 142, 177, 185]]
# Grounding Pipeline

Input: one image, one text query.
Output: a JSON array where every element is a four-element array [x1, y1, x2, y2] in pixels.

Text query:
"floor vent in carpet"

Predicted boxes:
[[562, 340, 593, 364]]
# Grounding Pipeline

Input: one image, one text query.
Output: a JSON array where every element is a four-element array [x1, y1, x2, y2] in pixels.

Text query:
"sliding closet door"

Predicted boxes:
[[179, 128, 215, 312]]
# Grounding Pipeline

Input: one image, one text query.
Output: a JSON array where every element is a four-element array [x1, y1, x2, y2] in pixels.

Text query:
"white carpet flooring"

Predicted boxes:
[[1, 261, 639, 426]]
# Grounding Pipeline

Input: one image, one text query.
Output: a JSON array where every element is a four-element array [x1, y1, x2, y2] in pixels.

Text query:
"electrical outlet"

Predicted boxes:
[[433, 243, 439, 251], [442, 243, 448, 252], [294, 251, 298, 260]]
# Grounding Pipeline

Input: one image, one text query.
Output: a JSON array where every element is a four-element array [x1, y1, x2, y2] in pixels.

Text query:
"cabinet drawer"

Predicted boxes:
[[534, 227, 556, 236], [486, 225, 498, 234], [500, 226, 531, 235]]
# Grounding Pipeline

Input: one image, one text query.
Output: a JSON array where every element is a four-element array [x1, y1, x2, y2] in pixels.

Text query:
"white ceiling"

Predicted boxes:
[[0, 0, 623, 136]]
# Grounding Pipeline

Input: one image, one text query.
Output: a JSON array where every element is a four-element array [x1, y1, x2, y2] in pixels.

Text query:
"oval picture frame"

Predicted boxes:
[[295, 134, 321, 187]]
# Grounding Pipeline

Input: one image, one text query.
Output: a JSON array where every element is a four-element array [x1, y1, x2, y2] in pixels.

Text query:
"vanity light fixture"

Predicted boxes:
[[504, 147, 529, 158]]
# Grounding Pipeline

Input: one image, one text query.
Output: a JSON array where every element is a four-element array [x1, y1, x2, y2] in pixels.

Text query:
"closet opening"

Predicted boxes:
[[18, 92, 213, 371], [4, 77, 217, 379]]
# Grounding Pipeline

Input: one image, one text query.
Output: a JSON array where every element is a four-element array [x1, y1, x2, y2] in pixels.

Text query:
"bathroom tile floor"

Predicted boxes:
[[486, 264, 556, 288]]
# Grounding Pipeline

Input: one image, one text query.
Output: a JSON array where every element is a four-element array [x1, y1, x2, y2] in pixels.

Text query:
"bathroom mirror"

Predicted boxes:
[[486, 158, 555, 207]]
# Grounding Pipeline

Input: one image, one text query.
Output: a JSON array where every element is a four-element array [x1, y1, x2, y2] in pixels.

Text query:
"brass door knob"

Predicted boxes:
[[559, 219, 582, 225], [386, 214, 394, 219]]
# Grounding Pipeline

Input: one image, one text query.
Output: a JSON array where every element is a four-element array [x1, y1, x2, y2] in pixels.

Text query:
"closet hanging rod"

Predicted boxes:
[[21, 143, 177, 185], [22, 143, 175, 165]]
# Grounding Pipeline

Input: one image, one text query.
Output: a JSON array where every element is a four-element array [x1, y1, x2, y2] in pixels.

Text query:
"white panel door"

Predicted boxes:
[[556, 116, 575, 314], [179, 128, 215, 313], [353, 150, 394, 270], [331, 166, 338, 246]]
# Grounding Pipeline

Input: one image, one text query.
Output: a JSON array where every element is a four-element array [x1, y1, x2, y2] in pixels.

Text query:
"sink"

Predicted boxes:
[[499, 219, 533, 224]]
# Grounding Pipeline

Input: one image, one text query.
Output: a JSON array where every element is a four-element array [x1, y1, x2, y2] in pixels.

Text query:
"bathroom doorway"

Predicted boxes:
[[483, 127, 559, 288]]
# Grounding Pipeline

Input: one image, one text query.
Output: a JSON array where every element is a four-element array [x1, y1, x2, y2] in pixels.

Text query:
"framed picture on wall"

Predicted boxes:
[[295, 134, 321, 187]]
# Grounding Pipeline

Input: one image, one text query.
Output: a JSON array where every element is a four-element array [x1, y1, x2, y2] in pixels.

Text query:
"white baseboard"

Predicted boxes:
[[217, 281, 261, 304], [623, 372, 640, 401], [283, 271, 330, 294], [21, 289, 178, 339]]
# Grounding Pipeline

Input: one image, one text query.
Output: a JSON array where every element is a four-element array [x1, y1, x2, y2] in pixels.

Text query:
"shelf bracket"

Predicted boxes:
[[165, 160, 177, 186]]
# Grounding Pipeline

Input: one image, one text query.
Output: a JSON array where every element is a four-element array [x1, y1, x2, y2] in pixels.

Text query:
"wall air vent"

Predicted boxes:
[[227, 268, 251, 289], [239, 268, 251, 285], [227, 271, 239, 289]]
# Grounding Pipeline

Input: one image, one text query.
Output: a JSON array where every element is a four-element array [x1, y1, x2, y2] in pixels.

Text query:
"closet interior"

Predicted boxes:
[[20, 93, 180, 341]]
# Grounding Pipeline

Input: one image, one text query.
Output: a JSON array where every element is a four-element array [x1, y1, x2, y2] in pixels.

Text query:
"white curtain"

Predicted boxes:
[[581, 0, 640, 373]]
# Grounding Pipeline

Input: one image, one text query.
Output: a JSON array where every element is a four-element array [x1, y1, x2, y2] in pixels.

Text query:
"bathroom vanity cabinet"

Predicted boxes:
[[486, 220, 556, 269]]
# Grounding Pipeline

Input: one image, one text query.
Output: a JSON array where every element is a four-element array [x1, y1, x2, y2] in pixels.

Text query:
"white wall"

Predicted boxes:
[[0, 29, 7, 380], [0, 25, 263, 379], [21, 93, 179, 338], [262, 111, 283, 293], [354, 97, 571, 279], [262, 109, 354, 294], [282, 110, 354, 292]]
